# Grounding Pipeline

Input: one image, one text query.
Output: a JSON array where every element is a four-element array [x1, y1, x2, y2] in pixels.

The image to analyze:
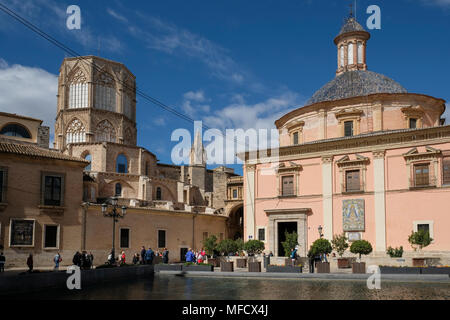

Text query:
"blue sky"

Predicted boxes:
[[0, 0, 449, 175]]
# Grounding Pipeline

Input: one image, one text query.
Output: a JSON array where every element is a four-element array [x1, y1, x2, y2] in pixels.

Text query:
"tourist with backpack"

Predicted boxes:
[[54, 252, 62, 270], [145, 247, 154, 265], [290, 248, 298, 266]]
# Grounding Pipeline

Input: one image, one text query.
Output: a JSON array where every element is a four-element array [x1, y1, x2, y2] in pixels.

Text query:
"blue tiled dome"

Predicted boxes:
[[306, 70, 407, 105]]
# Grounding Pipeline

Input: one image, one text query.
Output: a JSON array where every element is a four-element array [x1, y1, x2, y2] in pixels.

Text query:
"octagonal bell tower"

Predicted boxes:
[[55, 56, 137, 151]]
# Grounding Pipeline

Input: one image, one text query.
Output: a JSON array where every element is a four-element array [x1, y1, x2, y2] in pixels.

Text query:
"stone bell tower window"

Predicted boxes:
[[348, 43, 354, 65]]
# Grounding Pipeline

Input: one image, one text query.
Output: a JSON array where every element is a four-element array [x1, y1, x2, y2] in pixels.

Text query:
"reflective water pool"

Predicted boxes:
[[13, 274, 450, 300]]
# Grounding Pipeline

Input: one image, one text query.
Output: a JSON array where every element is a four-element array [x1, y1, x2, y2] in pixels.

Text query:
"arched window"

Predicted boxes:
[[348, 43, 354, 65], [66, 119, 86, 144], [68, 69, 88, 109], [0, 124, 31, 138], [95, 72, 116, 112], [84, 154, 92, 171], [95, 120, 116, 143], [115, 183, 122, 197], [156, 187, 162, 200], [340, 46, 344, 67], [116, 154, 128, 173], [357, 42, 363, 64]]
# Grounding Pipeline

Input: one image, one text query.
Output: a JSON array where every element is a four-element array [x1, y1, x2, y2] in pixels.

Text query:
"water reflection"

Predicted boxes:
[[11, 274, 450, 300]]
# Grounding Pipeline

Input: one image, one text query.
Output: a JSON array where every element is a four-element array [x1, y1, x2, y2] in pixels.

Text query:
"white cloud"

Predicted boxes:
[[0, 59, 58, 140], [109, 11, 253, 86], [181, 90, 211, 117]]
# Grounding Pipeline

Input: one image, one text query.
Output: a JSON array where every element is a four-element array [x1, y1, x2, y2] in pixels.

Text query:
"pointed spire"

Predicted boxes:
[[190, 130, 206, 167]]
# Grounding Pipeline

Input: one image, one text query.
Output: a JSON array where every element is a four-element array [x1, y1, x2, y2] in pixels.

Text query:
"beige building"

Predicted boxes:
[[0, 55, 242, 267]]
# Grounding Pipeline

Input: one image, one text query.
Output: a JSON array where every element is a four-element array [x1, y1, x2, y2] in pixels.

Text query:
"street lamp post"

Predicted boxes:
[[102, 197, 127, 265], [318, 225, 324, 239]]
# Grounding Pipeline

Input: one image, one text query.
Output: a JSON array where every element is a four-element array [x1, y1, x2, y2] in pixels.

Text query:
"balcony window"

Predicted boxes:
[[443, 157, 450, 185], [414, 164, 430, 187], [345, 170, 361, 192], [281, 175, 294, 196], [344, 121, 354, 137], [44, 175, 62, 206]]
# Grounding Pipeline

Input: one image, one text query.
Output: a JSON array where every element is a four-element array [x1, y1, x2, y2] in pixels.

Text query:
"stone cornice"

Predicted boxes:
[[240, 125, 450, 164], [275, 93, 446, 129], [265, 208, 312, 215]]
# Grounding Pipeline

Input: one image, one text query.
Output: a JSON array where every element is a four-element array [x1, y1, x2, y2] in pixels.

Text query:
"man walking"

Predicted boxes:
[[54, 252, 62, 271], [26, 254, 33, 273]]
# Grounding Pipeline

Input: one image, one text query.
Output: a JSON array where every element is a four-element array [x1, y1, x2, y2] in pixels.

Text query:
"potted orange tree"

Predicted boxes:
[[311, 238, 332, 273], [332, 233, 350, 268], [243, 240, 265, 272], [235, 238, 247, 268], [408, 229, 433, 267], [350, 240, 372, 274], [203, 235, 219, 267], [217, 239, 237, 272]]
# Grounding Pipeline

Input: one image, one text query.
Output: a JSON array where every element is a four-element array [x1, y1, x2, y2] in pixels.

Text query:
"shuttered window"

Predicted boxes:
[[44, 176, 62, 206], [344, 121, 354, 137], [282, 175, 294, 196], [345, 170, 361, 192], [414, 164, 430, 187], [258, 228, 265, 241], [443, 158, 450, 185]]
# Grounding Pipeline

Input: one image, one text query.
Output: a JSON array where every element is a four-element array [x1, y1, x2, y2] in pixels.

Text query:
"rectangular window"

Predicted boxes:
[[417, 224, 430, 234], [344, 121, 354, 137], [258, 228, 265, 241], [10, 219, 35, 247], [158, 230, 166, 248], [414, 164, 430, 187], [233, 189, 238, 199], [44, 176, 62, 206], [345, 170, 361, 192], [120, 228, 130, 248], [293, 132, 299, 145], [409, 118, 417, 129], [281, 175, 294, 196], [443, 157, 450, 185], [44, 225, 58, 248]]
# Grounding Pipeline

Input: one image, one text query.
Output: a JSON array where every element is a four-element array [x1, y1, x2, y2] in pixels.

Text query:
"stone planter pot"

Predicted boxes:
[[352, 262, 366, 274], [337, 258, 351, 269], [379, 266, 421, 274], [236, 258, 247, 268], [420, 267, 450, 275], [316, 262, 330, 273], [266, 265, 303, 273], [182, 264, 214, 272], [221, 261, 234, 272], [207, 258, 220, 267], [412, 258, 426, 267], [248, 262, 261, 272], [154, 264, 182, 272]]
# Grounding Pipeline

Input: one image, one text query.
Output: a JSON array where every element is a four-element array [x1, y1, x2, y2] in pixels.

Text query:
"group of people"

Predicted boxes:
[[185, 248, 206, 264], [72, 251, 94, 270], [136, 246, 169, 265], [307, 249, 328, 273]]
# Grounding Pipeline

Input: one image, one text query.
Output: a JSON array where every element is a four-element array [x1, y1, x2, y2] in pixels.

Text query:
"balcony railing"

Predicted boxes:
[[341, 183, 365, 194], [409, 176, 437, 189]]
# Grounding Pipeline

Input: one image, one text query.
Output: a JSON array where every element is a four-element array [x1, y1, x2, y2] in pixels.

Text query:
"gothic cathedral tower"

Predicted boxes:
[[54, 56, 137, 151]]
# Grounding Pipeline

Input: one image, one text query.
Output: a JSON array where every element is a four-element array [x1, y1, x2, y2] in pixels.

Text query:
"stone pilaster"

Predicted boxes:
[[321, 156, 333, 240], [373, 150, 386, 252], [245, 164, 256, 240]]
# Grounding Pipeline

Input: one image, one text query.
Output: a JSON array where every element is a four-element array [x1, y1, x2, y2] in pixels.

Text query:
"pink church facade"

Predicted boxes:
[[240, 16, 450, 262]]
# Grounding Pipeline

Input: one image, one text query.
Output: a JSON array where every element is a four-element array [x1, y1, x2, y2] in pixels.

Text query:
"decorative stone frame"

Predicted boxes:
[[335, 109, 363, 137], [39, 171, 66, 213], [413, 220, 434, 241], [256, 226, 267, 243], [403, 147, 441, 188], [401, 106, 424, 129], [276, 163, 302, 197], [336, 154, 369, 194], [286, 121, 305, 145], [42, 224, 61, 250], [264, 208, 310, 258]]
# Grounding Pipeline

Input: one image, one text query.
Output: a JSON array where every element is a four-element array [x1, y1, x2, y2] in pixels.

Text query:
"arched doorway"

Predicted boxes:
[[227, 204, 243, 240]]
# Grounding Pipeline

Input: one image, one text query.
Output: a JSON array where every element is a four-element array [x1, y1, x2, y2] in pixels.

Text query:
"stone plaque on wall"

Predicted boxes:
[[343, 199, 365, 232]]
